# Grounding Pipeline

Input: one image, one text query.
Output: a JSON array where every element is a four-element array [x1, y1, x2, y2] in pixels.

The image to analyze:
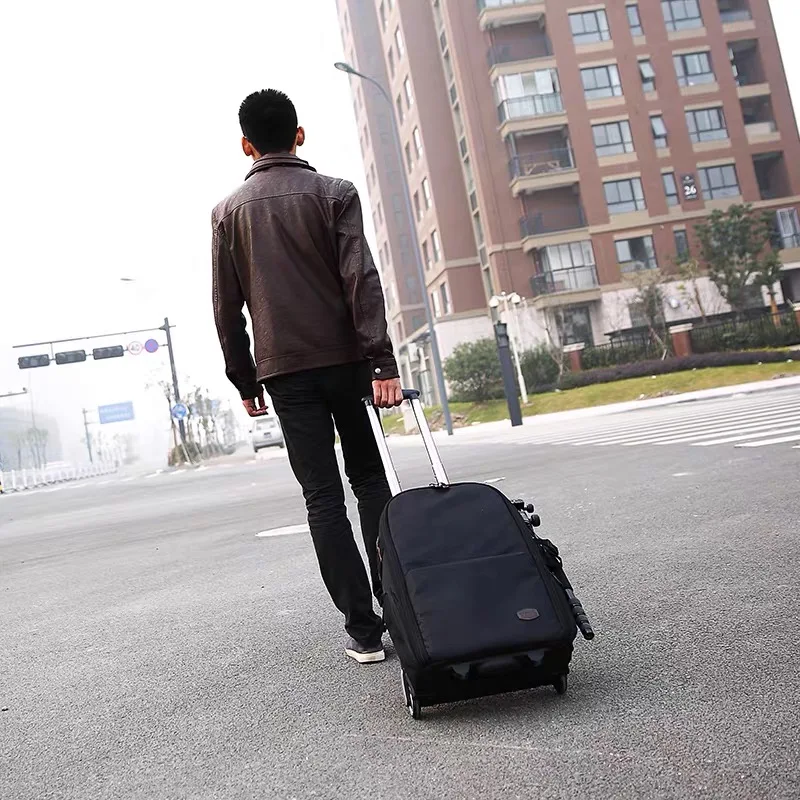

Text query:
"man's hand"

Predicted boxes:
[[243, 390, 270, 417], [373, 377, 403, 409]]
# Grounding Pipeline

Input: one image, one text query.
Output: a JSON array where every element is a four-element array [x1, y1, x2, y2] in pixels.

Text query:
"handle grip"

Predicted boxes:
[[362, 388, 420, 406], [566, 588, 595, 641]]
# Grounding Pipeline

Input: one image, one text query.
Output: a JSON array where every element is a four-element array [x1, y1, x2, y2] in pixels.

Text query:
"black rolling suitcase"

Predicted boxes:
[[365, 390, 594, 719]]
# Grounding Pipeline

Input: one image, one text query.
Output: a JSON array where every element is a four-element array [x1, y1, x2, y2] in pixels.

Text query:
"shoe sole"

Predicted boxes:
[[345, 647, 386, 664]]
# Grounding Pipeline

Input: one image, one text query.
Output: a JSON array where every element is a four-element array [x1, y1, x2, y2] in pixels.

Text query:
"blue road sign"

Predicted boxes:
[[171, 403, 189, 421], [98, 402, 135, 425], [145, 339, 159, 354]]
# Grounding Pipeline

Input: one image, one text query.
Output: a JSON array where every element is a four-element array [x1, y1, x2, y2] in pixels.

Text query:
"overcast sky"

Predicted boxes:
[[0, 0, 798, 463]]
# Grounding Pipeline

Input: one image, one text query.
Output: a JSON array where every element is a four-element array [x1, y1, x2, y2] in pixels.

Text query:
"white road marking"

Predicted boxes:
[[255, 524, 309, 538], [736, 434, 800, 448], [145, 471, 163, 479], [120, 477, 136, 483], [672, 472, 692, 477], [692, 425, 800, 447], [484, 477, 506, 484]]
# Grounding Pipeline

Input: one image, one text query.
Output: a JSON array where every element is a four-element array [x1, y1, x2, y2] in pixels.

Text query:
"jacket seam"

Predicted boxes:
[[218, 191, 346, 226]]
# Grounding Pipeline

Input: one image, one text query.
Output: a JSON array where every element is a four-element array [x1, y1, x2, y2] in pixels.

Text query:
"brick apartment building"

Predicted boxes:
[[335, 0, 800, 398]]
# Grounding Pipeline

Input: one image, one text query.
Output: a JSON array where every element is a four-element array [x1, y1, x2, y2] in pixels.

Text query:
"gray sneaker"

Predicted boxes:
[[345, 637, 386, 664]]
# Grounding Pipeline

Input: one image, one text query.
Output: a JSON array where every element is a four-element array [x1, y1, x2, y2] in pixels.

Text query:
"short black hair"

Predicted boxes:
[[239, 89, 298, 154]]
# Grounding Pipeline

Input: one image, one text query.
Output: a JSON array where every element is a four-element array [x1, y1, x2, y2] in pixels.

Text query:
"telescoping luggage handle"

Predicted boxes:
[[363, 389, 449, 497]]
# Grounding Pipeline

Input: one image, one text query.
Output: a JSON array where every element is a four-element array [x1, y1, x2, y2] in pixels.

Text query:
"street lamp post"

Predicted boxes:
[[490, 292, 528, 404], [334, 61, 453, 436]]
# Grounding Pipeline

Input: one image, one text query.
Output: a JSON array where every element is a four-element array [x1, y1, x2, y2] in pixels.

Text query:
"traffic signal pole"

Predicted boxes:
[[82, 408, 94, 463], [160, 317, 186, 445]]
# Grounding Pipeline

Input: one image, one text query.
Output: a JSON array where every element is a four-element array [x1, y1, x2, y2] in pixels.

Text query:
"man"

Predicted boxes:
[[212, 89, 402, 664]]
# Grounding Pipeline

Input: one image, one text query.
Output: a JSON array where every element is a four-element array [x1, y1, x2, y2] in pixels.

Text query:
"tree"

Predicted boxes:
[[675, 256, 708, 323], [695, 204, 782, 316], [443, 339, 504, 403], [624, 269, 669, 357]]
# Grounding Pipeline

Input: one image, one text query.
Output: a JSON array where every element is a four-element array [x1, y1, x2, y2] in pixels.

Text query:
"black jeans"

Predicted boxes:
[[264, 362, 391, 645]]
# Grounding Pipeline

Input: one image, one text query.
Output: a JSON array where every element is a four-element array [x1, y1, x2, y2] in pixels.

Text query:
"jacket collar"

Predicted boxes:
[[245, 153, 316, 180]]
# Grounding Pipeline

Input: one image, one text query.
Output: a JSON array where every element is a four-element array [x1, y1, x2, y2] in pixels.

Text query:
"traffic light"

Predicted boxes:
[[18, 354, 50, 369], [93, 346, 124, 360], [55, 350, 87, 365]]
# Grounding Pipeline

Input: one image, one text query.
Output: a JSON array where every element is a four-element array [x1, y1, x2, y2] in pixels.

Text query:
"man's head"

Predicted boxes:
[[239, 89, 305, 160]]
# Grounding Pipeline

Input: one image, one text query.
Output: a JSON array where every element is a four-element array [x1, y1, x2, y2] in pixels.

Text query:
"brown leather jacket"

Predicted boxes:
[[212, 153, 397, 399]]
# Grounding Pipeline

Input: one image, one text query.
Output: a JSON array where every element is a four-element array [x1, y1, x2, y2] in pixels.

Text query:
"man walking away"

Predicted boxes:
[[212, 89, 402, 664]]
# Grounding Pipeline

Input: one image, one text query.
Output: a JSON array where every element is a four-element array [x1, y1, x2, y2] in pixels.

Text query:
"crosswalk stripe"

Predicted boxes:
[[551, 402, 800, 444], [570, 403, 800, 446], [736, 434, 800, 448], [621, 413, 800, 446], [690, 425, 800, 446]]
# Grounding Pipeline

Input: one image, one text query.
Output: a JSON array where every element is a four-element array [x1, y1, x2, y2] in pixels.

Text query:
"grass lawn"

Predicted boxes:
[[382, 360, 800, 434]]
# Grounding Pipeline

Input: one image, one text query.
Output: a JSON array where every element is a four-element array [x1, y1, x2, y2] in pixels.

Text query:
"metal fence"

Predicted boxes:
[[690, 311, 800, 354], [0, 461, 118, 494], [582, 335, 670, 370]]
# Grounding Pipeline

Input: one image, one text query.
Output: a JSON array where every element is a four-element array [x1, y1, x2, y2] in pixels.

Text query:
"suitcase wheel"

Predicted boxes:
[[553, 674, 568, 696], [401, 670, 422, 720]]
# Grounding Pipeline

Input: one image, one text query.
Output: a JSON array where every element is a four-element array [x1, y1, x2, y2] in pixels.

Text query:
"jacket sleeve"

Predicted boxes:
[[335, 182, 399, 380], [212, 216, 261, 399]]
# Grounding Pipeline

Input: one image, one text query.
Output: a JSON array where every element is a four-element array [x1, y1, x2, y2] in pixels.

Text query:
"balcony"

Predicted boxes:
[[478, 0, 546, 31], [498, 93, 564, 130], [754, 152, 791, 201], [509, 147, 577, 195], [531, 265, 599, 296], [520, 204, 588, 250], [718, 0, 752, 26], [487, 34, 552, 69]]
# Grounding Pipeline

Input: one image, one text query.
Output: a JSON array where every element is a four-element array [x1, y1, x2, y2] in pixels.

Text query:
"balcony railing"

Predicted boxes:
[[478, 0, 539, 9], [509, 147, 575, 180], [776, 232, 800, 250], [487, 35, 552, 67], [720, 9, 752, 24], [530, 265, 599, 296], [520, 205, 587, 238], [620, 258, 658, 274], [745, 120, 777, 137], [499, 93, 563, 123]]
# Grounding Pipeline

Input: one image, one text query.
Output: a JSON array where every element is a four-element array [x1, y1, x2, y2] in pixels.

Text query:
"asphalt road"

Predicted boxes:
[[2, 390, 799, 800]]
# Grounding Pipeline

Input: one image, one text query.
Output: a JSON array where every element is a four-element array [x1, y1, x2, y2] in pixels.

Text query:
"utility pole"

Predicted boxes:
[[82, 408, 94, 463], [160, 317, 186, 445], [0, 389, 27, 400]]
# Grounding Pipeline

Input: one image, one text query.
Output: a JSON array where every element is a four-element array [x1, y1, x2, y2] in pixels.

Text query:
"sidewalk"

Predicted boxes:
[[392, 374, 800, 443]]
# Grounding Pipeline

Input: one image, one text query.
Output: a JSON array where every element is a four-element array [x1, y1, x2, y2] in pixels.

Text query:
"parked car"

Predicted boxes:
[[251, 415, 285, 453]]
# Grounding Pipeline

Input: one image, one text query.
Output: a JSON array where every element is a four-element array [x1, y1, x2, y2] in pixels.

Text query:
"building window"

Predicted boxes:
[[413, 191, 422, 221], [431, 290, 442, 318], [376, 202, 383, 225], [396, 95, 404, 123], [403, 76, 414, 108], [396, 321, 404, 342], [651, 115, 668, 148], [581, 64, 623, 100], [686, 107, 728, 143], [540, 242, 598, 291], [422, 241, 432, 270], [775, 208, 800, 249], [604, 177, 646, 214], [674, 52, 715, 87], [404, 143, 413, 173], [422, 177, 432, 209], [440, 282, 452, 315], [388, 46, 395, 79], [394, 27, 405, 60], [615, 235, 658, 273], [592, 120, 634, 157], [569, 10, 611, 44], [412, 127, 423, 158], [556, 306, 595, 347], [431, 230, 442, 262], [698, 164, 740, 199], [627, 4, 644, 36], [639, 59, 656, 92], [674, 229, 690, 259], [496, 69, 563, 119], [379, 1, 387, 32], [663, 172, 680, 206], [661, 0, 703, 32], [370, 163, 377, 187], [383, 243, 390, 268]]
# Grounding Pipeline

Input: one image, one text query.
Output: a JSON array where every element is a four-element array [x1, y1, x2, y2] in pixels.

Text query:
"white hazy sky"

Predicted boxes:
[[0, 0, 798, 462]]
